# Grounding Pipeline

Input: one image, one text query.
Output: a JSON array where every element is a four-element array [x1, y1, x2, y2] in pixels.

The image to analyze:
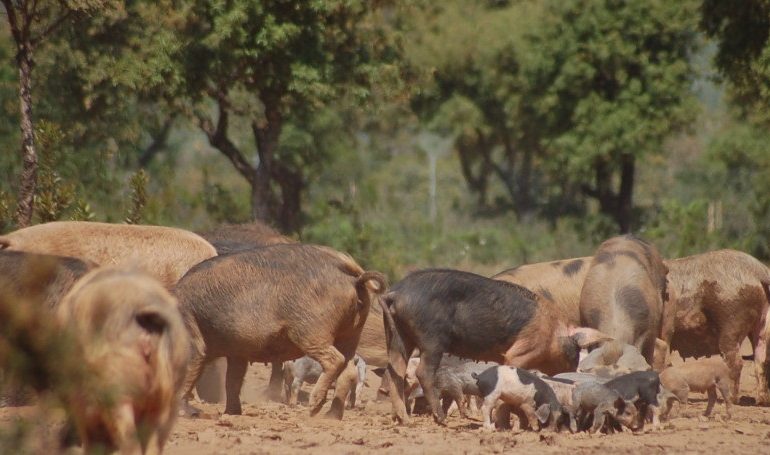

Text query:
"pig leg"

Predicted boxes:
[[481, 391, 503, 431], [415, 351, 445, 424], [326, 361, 357, 419], [719, 337, 743, 403], [306, 346, 346, 417], [445, 384, 467, 419], [180, 352, 210, 417], [265, 362, 285, 403], [751, 314, 770, 404], [589, 412, 606, 434], [494, 403, 513, 430], [289, 378, 302, 406], [108, 401, 140, 455], [224, 357, 248, 415], [717, 380, 732, 419], [704, 386, 717, 417]]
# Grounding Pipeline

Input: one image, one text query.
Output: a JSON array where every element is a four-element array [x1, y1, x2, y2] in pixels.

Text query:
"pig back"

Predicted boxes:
[[388, 269, 540, 359], [579, 235, 667, 360], [200, 221, 294, 255], [493, 257, 591, 326], [0, 221, 217, 289], [0, 250, 93, 308], [175, 244, 374, 358]]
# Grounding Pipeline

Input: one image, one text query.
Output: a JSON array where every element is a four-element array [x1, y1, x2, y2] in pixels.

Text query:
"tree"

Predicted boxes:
[[0, 0, 113, 227], [406, 1, 545, 215], [167, 0, 405, 232], [523, 0, 700, 232], [700, 0, 770, 126]]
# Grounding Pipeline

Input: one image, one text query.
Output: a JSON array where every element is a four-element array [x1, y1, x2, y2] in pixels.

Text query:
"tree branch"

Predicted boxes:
[[138, 115, 175, 167], [30, 8, 73, 47], [197, 100, 256, 184], [2, 0, 23, 46]]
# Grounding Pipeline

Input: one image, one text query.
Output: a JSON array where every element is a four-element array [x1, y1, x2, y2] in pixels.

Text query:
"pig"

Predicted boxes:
[[176, 244, 386, 419], [0, 251, 93, 406], [0, 250, 93, 309], [537, 375, 577, 407], [665, 249, 770, 403], [493, 257, 592, 326], [199, 220, 294, 255], [405, 356, 495, 419], [572, 381, 639, 433], [380, 268, 611, 424], [579, 235, 670, 367], [603, 370, 662, 431], [284, 354, 366, 409], [197, 222, 295, 404], [0, 221, 217, 290], [475, 366, 576, 432], [554, 372, 613, 384], [57, 267, 189, 455], [578, 340, 652, 375], [659, 357, 732, 419]]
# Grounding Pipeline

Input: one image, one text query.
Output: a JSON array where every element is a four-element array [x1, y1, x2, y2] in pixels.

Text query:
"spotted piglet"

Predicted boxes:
[[474, 366, 575, 432]]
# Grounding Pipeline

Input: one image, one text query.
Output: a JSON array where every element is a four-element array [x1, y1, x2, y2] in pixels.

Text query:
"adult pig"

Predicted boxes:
[[176, 244, 386, 419], [579, 235, 670, 366], [199, 221, 294, 255], [57, 267, 189, 455], [493, 257, 591, 326], [380, 269, 610, 424], [0, 250, 92, 309], [665, 249, 770, 403], [0, 221, 217, 289], [197, 221, 294, 404]]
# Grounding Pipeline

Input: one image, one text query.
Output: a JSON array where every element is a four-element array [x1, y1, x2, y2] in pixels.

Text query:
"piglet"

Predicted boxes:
[[659, 356, 732, 419], [604, 371, 662, 430], [474, 366, 575, 432], [572, 382, 638, 433]]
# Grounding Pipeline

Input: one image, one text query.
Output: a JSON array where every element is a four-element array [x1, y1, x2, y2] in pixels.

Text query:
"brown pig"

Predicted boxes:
[[57, 267, 189, 455], [176, 244, 387, 419], [579, 235, 670, 366], [0, 250, 93, 309], [659, 357, 733, 419], [0, 221, 217, 290], [666, 249, 770, 403], [0, 251, 94, 406], [493, 257, 592, 326], [199, 220, 294, 255], [197, 221, 295, 403]]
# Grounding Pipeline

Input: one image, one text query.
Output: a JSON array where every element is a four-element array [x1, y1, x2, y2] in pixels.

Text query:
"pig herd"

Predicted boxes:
[[0, 221, 769, 453]]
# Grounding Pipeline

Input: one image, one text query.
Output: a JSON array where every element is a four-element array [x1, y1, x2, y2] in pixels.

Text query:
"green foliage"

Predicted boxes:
[[33, 121, 79, 223], [124, 169, 148, 224]]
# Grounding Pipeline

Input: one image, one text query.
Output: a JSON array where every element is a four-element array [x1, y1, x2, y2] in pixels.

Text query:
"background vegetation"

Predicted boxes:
[[2, 0, 769, 280]]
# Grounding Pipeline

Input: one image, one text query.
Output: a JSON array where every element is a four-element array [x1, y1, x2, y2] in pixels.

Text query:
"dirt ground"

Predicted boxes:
[[160, 359, 770, 455], [3, 355, 770, 454]]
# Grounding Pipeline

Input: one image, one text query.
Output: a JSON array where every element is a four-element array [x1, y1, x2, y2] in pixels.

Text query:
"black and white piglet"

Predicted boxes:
[[473, 366, 576, 432]]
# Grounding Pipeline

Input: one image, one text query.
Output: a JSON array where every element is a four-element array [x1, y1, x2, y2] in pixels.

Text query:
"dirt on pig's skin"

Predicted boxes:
[[4, 361, 770, 454]]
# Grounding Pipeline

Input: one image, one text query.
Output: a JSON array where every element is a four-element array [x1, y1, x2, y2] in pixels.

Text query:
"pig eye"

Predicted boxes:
[[136, 311, 166, 335]]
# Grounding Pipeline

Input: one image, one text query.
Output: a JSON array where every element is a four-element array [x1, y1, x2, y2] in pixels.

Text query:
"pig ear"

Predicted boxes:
[[569, 327, 614, 349], [614, 396, 625, 411], [536, 404, 551, 425], [372, 367, 386, 377]]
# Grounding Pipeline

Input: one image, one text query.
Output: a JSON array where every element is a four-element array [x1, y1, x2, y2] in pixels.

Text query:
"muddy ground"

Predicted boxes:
[[3, 357, 769, 454]]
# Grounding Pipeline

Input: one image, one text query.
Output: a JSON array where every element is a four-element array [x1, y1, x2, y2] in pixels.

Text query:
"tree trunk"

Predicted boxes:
[[14, 40, 37, 228], [252, 105, 283, 226], [615, 153, 635, 233], [273, 164, 303, 233]]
